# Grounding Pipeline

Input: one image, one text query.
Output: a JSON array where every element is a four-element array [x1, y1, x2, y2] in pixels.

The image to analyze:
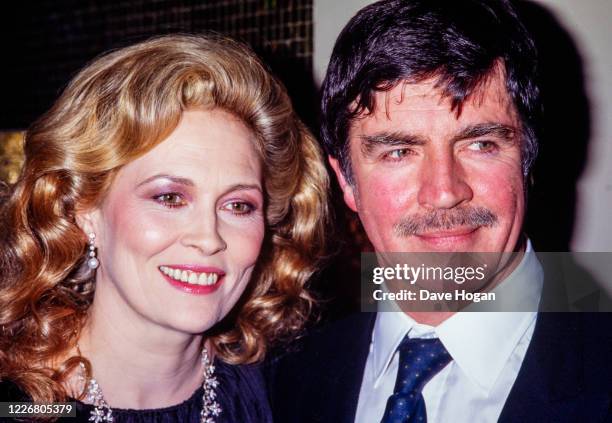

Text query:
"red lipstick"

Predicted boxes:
[[159, 265, 225, 295]]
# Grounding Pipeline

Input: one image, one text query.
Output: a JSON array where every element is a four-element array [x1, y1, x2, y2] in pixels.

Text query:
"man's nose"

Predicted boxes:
[[180, 211, 227, 256], [417, 151, 473, 209]]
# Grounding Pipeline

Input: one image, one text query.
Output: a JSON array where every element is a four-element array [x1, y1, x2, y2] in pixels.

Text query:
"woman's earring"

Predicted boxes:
[[87, 232, 99, 270]]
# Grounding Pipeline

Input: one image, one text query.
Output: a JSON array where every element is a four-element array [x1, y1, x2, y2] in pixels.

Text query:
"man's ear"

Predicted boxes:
[[328, 156, 358, 212]]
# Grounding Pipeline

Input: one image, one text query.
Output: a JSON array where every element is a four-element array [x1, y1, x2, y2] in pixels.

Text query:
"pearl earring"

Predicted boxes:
[[87, 232, 99, 270]]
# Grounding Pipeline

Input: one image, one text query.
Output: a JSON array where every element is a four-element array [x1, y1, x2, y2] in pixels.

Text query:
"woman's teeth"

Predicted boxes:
[[159, 266, 219, 286]]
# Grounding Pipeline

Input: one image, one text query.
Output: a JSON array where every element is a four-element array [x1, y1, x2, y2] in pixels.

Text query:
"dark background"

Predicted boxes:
[[0, 0, 316, 130]]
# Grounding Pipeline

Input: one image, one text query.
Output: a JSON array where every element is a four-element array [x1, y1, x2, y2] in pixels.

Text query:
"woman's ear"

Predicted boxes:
[[76, 208, 103, 271], [75, 208, 102, 237]]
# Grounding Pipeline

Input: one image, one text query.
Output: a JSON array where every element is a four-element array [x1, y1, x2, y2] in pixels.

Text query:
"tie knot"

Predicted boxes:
[[395, 337, 451, 394]]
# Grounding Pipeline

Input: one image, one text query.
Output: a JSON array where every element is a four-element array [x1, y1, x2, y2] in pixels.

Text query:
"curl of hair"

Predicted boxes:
[[0, 34, 329, 403]]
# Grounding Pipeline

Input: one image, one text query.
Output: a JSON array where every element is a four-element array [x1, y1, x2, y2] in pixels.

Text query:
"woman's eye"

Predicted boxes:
[[383, 148, 411, 161], [153, 193, 186, 208], [467, 140, 498, 152], [222, 201, 255, 215]]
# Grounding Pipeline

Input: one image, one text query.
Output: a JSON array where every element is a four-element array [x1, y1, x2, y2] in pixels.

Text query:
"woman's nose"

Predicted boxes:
[[180, 212, 227, 256]]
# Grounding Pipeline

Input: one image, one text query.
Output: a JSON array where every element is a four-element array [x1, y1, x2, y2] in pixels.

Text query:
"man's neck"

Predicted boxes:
[[405, 311, 455, 326]]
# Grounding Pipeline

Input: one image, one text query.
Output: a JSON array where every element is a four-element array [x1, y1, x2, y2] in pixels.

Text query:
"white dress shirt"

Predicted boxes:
[[355, 241, 543, 423]]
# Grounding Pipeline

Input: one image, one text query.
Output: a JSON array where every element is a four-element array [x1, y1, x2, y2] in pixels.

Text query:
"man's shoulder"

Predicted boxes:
[[529, 312, 612, 387], [267, 313, 376, 423], [267, 312, 376, 386], [500, 312, 612, 421], [580, 311, 612, 332], [277, 312, 376, 365], [576, 313, 612, 381], [534, 312, 612, 345]]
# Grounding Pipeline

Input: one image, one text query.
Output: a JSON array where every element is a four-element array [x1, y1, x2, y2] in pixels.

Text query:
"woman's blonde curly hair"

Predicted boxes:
[[0, 34, 329, 402]]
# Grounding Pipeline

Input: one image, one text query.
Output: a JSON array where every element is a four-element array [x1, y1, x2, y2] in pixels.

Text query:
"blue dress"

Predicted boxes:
[[0, 360, 272, 423]]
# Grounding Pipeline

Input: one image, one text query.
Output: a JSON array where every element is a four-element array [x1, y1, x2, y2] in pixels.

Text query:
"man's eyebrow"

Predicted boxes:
[[136, 174, 195, 188], [359, 132, 427, 155], [451, 123, 517, 143]]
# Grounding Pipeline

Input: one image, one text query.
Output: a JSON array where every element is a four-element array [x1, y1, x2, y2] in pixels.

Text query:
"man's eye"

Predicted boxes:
[[222, 201, 255, 215], [383, 148, 411, 161], [153, 193, 186, 208], [467, 140, 498, 152]]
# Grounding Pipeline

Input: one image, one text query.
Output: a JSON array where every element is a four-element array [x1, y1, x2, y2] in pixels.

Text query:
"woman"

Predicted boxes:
[[0, 34, 328, 422]]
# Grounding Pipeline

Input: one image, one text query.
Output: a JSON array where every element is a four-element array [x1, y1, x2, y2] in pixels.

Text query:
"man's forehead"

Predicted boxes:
[[354, 66, 516, 122]]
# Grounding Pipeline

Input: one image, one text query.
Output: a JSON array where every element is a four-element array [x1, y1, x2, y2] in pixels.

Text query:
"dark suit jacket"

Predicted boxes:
[[269, 312, 612, 422]]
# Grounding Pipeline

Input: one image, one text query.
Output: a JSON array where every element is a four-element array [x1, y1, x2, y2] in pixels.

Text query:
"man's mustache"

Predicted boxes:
[[393, 206, 498, 237]]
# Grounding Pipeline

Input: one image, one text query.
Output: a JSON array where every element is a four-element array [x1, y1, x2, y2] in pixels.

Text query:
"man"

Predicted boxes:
[[270, 0, 612, 422]]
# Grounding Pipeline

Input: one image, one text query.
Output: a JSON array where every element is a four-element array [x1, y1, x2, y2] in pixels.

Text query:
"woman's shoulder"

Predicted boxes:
[[0, 380, 31, 401], [215, 360, 272, 423], [216, 360, 267, 395]]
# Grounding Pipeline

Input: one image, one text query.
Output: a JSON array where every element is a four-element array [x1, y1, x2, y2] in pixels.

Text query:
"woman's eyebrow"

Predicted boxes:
[[136, 174, 195, 188], [222, 183, 263, 195], [137, 176, 262, 196]]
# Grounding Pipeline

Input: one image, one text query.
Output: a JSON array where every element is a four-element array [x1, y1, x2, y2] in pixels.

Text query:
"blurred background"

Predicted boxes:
[[0, 0, 610, 316]]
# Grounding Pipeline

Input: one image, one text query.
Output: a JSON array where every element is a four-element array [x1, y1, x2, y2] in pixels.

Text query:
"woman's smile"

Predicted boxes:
[[159, 265, 226, 295], [159, 265, 224, 286]]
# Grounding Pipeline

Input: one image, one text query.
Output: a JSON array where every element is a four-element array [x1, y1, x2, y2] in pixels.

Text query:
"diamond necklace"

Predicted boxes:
[[78, 347, 222, 423]]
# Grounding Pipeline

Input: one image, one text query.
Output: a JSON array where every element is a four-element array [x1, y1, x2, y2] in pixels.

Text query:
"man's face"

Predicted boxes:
[[330, 70, 525, 254]]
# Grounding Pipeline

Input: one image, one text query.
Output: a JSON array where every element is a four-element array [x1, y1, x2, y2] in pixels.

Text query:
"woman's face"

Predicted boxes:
[[81, 108, 265, 336]]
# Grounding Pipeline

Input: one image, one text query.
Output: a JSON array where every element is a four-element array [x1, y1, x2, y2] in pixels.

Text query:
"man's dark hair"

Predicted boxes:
[[321, 0, 541, 182]]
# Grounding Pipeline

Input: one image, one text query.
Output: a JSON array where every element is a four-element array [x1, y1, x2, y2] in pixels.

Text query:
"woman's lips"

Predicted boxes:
[[158, 265, 225, 295]]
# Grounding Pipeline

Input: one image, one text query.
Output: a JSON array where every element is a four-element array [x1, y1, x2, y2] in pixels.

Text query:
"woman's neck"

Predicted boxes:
[[74, 291, 207, 409]]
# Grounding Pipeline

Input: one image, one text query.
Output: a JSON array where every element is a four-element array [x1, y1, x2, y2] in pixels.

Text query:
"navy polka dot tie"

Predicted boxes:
[[380, 337, 452, 423]]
